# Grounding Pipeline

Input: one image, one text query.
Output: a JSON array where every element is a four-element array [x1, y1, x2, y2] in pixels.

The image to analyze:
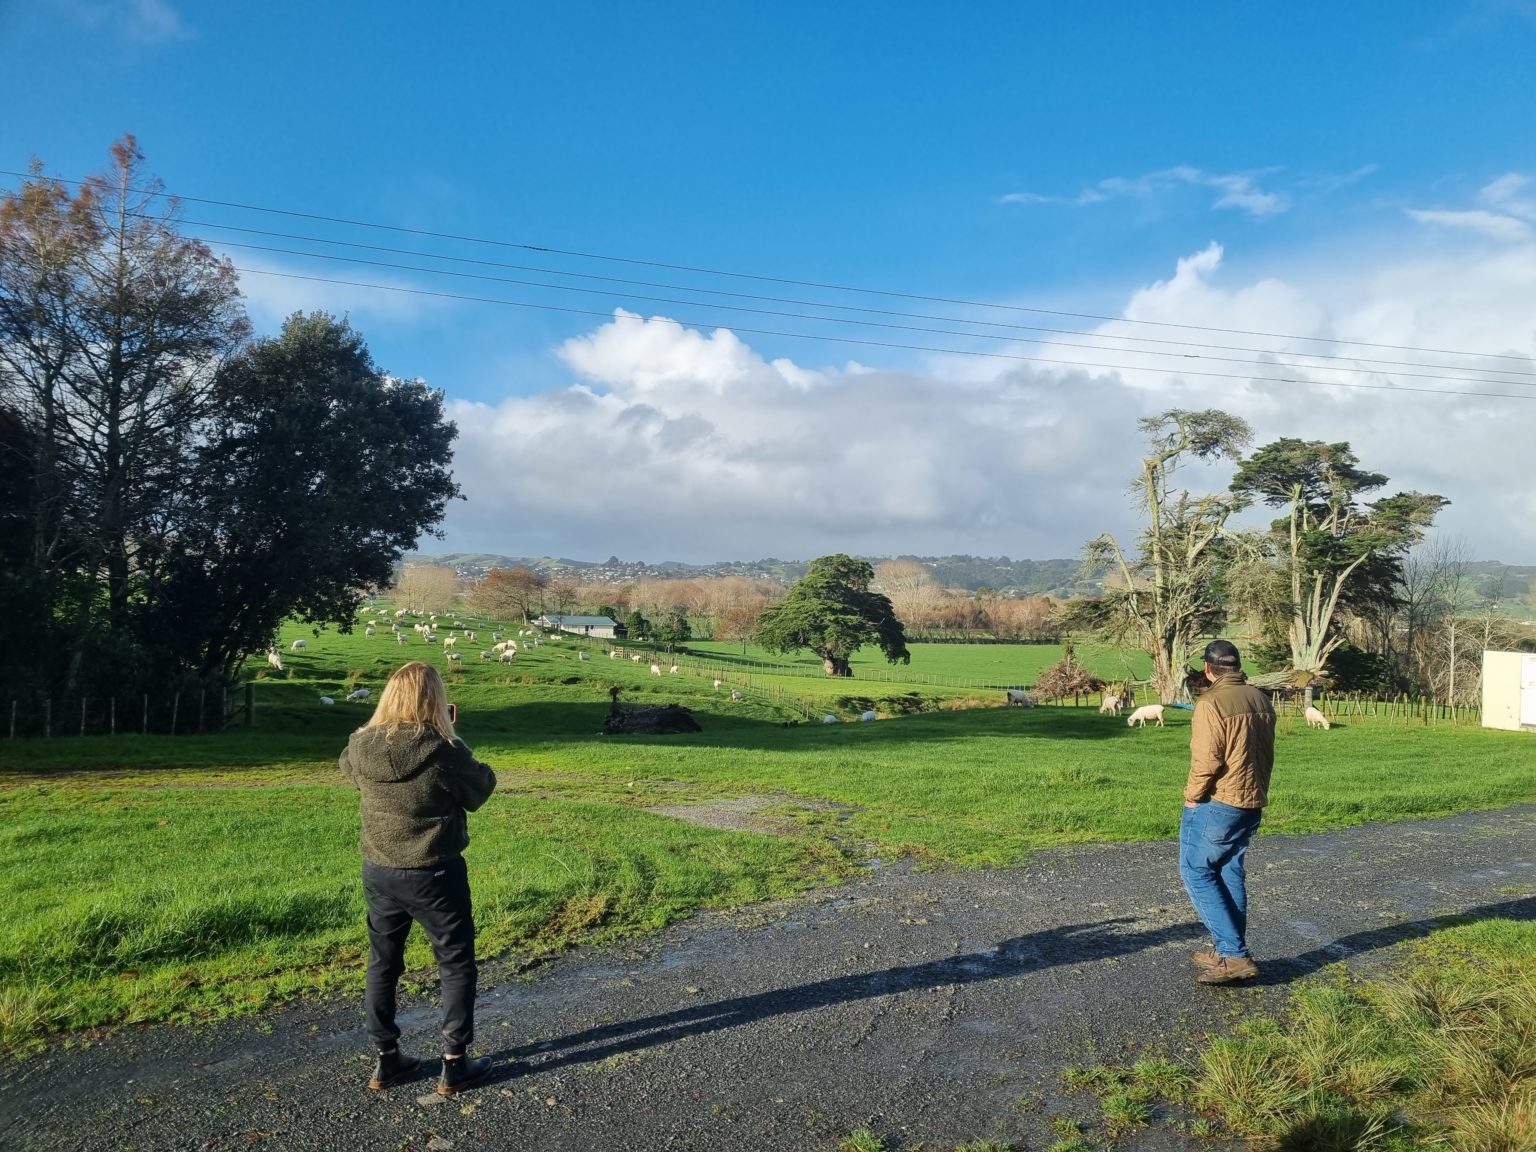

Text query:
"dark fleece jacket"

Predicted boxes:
[[338, 726, 497, 869]]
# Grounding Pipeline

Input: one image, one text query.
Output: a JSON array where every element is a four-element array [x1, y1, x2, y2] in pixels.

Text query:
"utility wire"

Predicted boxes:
[[208, 236, 1536, 391], [170, 214, 1536, 381], [231, 265, 1536, 402], [6, 167, 1533, 364]]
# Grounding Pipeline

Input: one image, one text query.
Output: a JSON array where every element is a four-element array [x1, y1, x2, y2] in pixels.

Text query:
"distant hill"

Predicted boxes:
[[410, 553, 1099, 597]]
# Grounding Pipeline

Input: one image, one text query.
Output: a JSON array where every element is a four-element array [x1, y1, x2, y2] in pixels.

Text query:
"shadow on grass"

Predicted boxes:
[[1255, 894, 1536, 986], [481, 915, 1206, 1079]]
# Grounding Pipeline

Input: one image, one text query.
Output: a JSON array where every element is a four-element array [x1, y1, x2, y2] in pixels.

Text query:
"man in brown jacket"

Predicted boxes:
[[1180, 639, 1275, 984]]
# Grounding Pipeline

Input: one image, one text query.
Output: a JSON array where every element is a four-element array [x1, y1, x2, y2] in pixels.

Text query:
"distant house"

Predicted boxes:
[[536, 614, 626, 640]]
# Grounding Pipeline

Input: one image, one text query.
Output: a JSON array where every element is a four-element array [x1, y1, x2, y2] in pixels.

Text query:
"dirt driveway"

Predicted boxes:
[[2, 805, 1533, 1151]]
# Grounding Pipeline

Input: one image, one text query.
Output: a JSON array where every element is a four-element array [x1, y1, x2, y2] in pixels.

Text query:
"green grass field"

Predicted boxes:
[[1, 611, 1531, 1054]]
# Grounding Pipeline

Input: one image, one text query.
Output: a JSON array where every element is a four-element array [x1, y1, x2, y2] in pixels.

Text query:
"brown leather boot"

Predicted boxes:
[[1194, 955, 1258, 984], [1190, 949, 1223, 968]]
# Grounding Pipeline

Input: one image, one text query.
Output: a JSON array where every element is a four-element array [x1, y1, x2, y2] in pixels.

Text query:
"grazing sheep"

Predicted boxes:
[[318, 696, 334, 705], [499, 650, 516, 664], [346, 688, 370, 702], [822, 714, 838, 724], [365, 625, 376, 637], [479, 650, 492, 660], [1099, 694, 1122, 715], [669, 664, 679, 674], [730, 690, 743, 701], [650, 664, 662, 676], [396, 633, 404, 645], [860, 710, 877, 721], [290, 638, 308, 652], [713, 679, 723, 690], [464, 631, 476, 642], [1006, 689, 1035, 707], [1127, 704, 1165, 728], [631, 654, 643, 663], [266, 649, 283, 671], [446, 652, 462, 663], [578, 651, 590, 661], [1305, 706, 1331, 730], [609, 650, 620, 659], [442, 636, 458, 648]]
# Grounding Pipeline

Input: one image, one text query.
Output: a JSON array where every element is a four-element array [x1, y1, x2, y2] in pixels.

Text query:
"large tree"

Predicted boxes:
[[753, 554, 910, 677], [469, 566, 546, 622], [1229, 438, 1446, 677], [1084, 409, 1251, 703], [0, 139, 249, 691], [154, 312, 460, 683]]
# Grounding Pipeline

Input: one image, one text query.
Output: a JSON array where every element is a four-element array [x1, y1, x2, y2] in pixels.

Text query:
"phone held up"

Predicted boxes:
[[447, 702, 458, 725]]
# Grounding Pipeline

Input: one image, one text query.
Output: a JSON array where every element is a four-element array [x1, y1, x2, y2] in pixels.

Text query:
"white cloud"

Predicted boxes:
[[1001, 166, 1290, 217], [1406, 173, 1536, 241], [58, 0, 190, 43], [439, 234, 1536, 565]]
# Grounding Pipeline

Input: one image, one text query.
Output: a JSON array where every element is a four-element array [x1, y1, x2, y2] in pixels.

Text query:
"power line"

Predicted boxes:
[[169, 214, 1536, 381], [207, 236, 1536, 391], [6, 167, 1533, 364], [231, 265, 1536, 402]]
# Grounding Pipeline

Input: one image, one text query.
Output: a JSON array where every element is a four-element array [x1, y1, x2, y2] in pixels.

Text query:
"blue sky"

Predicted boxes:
[[4, 2, 1535, 563]]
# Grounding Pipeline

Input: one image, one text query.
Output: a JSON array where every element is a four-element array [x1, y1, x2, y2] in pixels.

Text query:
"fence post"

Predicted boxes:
[[170, 692, 180, 736], [44, 699, 51, 738], [110, 697, 116, 736], [244, 683, 255, 727], [222, 687, 228, 731], [80, 697, 87, 737], [198, 689, 206, 734], [142, 694, 149, 735], [7, 700, 13, 739]]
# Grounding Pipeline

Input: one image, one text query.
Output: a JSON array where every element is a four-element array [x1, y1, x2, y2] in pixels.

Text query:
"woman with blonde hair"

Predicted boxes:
[[338, 660, 497, 1095]]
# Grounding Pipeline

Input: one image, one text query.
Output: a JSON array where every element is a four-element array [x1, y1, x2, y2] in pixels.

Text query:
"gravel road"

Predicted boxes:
[[3, 805, 1533, 1152]]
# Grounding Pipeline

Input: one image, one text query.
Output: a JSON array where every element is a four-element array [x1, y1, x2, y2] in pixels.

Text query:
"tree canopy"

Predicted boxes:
[[753, 554, 910, 677]]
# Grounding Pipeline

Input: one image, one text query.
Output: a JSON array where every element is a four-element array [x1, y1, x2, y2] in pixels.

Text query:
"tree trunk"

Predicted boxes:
[[822, 654, 852, 677]]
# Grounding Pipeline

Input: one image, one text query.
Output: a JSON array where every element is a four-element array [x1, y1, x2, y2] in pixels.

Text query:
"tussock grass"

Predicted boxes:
[[1065, 919, 1536, 1151]]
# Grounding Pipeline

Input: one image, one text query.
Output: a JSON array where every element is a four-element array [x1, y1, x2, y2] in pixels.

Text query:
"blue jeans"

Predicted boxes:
[[1179, 801, 1263, 958]]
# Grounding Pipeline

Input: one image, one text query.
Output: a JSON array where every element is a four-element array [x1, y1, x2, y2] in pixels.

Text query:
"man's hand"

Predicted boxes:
[[1184, 801, 1199, 809]]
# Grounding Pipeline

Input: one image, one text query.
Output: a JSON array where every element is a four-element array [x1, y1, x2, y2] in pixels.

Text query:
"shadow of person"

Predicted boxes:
[[480, 914, 1206, 1081], [1252, 895, 1536, 987]]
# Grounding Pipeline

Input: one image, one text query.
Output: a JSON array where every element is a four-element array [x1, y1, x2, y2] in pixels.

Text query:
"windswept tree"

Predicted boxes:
[[1229, 438, 1446, 677], [470, 566, 546, 623], [753, 554, 910, 677], [1083, 409, 1251, 703]]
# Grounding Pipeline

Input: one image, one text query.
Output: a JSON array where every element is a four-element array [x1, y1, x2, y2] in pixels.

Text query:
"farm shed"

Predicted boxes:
[[1481, 651, 1536, 732], [537, 614, 626, 640]]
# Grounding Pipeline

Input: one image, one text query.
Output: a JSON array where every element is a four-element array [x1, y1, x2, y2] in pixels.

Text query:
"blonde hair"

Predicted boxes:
[[363, 661, 456, 742]]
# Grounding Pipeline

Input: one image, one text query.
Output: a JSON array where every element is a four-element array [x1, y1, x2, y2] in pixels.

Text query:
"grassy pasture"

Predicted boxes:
[[1, 611, 1532, 1053]]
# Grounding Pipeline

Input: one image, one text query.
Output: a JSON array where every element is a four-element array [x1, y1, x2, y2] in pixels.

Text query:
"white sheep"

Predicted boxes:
[[442, 636, 458, 648], [1099, 694, 1122, 715], [396, 633, 404, 645], [669, 664, 679, 674], [290, 638, 308, 652], [446, 652, 462, 663], [713, 679, 723, 690], [578, 651, 590, 661], [822, 714, 837, 724], [464, 631, 476, 642], [266, 650, 283, 671], [1127, 704, 1165, 728], [318, 696, 334, 705], [347, 688, 370, 702], [631, 654, 643, 663], [609, 650, 620, 659], [730, 690, 743, 701], [650, 664, 662, 676], [365, 625, 376, 637], [1305, 705, 1331, 730], [860, 710, 877, 721], [1006, 689, 1035, 707], [479, 650, 492, 660], [499, 650, 516, 664]]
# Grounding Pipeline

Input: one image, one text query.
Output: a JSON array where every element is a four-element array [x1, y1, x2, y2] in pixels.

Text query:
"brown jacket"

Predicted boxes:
[[1185, 671, 1276, 808]]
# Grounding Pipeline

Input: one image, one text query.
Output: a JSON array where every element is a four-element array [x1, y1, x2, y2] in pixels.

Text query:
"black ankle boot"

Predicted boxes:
[[367, 1048, 421, 1090], [437, 1052, 493, 1095]]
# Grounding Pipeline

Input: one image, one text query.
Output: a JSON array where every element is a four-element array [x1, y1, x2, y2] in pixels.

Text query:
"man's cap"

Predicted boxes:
[[1203, 639, 1241, 668]]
